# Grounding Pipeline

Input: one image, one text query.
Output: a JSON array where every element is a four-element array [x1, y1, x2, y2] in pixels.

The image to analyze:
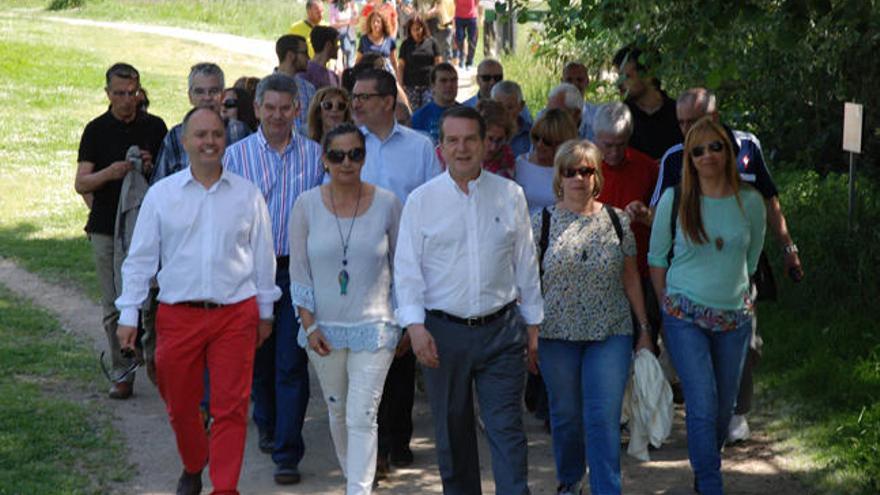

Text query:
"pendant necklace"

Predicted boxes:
[[715, 236, 724, 251], [329, 183, 362, 295]]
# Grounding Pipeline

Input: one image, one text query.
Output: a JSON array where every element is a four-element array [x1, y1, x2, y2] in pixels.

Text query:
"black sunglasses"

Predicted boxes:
[[561, 167, 596, 179], [531, 133, 560, 148], [223, 99, 238, 108], [321, 100, 348, 112], [478, 74, 503, 83], [325, 147, 366, 164], [691, 140, 725, 158]]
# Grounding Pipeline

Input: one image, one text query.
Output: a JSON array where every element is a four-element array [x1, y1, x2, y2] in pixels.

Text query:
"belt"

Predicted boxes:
[[427, 301, 516, 327], [276, 256, 290, 270], [179, 300, 227, 310]]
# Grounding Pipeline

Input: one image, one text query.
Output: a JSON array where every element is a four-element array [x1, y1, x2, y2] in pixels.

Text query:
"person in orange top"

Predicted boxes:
[[592, 102, 661, 347]]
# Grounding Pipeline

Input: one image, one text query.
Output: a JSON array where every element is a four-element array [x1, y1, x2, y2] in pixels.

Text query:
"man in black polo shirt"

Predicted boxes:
[[613, 45, 682, 160], [75, 62, 167, 399]]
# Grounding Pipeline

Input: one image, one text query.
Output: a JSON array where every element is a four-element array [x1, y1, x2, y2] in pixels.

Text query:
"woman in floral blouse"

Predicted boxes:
[[532, 139, 653, 495]]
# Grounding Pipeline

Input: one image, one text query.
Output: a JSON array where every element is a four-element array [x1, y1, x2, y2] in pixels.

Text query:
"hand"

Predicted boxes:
[[784, 251, 804, 282], [307, 328, 332, 356], [139, 149, 154, 176], [408, 324, 439, 368], [526, 325, 539, 375], [116, 324, 138, 352], [256, 319, 273, 348], [395, 331, 412, 358], [634, 330, 656, 355], [106, 160, 133, 180], [624, 200, 652, 225]]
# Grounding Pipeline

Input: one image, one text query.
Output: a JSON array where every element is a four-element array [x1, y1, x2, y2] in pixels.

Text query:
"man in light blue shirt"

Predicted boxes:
[[350, 68, 441, 474]]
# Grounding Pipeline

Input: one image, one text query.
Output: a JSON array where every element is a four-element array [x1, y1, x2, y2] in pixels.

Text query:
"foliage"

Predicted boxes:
[[0, 287, 128, 493], [518, 0, 880, 180], [47, 0, 83, 10]]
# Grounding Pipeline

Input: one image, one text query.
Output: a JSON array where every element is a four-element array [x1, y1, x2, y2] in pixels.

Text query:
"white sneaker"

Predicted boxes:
[[727, 414, 751, 443]]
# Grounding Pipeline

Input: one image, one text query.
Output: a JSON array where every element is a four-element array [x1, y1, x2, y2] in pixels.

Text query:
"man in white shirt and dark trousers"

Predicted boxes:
[[115, 107, 281, 495], [394, 106, 543, 494]]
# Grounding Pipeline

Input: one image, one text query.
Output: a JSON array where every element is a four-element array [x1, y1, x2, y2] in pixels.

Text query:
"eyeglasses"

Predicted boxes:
[[531, 134, 560, 148], [110, 89, 141, 98], [351, 92, 389, 103], [321, 100, 349, 112], [478, 74, 503, 83], [192, 87, 223, 97], [223, 99, 238, 108], [561, 167, 596, 179], [691, 140, 725, 158], [325, 147, 366, 163]]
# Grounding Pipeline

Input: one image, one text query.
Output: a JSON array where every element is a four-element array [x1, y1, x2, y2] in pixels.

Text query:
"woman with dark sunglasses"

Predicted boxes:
[[307, 87, 354, 144], [515, 108, 579, 214], [288, 123, 402, 494], [648, 117, 766, 495], [533, 139, 651, 495]]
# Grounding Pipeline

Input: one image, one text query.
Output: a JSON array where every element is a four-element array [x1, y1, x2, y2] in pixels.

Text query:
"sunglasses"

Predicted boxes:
[[691, 140, 725, 158], [223, 99, 238, 108], [531, 134, 560, 148], [321, 100, 348, 112], [325, 147, 366, 164], [561, 167, 596, 179], [478, 74, 503, 83]]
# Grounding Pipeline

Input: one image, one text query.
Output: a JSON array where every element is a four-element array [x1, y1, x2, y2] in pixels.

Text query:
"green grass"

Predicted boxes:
[[0, 13, 265, 297], [0, 285, 128, 493]]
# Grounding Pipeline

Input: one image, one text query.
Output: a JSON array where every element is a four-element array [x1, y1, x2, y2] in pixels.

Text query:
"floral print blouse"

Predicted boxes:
[[531, 204, 637, 342]]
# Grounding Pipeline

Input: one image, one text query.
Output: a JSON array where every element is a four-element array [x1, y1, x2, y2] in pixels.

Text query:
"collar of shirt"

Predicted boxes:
[[178, 166, 233, 192], [442, 168, 486, 197], [255, 125, 302, 156], [361, 120, 405, 145]]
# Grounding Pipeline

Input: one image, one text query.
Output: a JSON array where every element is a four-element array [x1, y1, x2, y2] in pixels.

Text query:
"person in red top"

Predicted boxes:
[[593, 102, 661, 346]]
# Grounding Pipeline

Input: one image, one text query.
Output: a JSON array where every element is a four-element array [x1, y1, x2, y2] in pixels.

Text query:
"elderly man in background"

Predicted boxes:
[[561, 61, 600, 139], [224, 73, 324, 486], [75, 62, 167, 399], [491, 79, 532, 157]]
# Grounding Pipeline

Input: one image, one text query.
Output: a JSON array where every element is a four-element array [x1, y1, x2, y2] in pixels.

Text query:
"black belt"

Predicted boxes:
[[277, 256, 290, 270], [179, 300, 227, 310], [427, 301, 516, 327]]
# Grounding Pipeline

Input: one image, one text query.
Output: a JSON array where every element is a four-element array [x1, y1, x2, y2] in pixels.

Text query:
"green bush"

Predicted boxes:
[[47, 0, 84, 10]]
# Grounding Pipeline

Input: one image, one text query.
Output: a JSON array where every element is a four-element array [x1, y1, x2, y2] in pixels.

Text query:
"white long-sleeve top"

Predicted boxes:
[[115, 167, 281, 326], [394, 170, 544, 327]]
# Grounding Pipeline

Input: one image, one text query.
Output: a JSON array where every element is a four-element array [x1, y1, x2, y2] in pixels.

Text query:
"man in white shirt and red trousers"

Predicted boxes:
[[115, 107, 281, 495], [394, 105, 544, 494]]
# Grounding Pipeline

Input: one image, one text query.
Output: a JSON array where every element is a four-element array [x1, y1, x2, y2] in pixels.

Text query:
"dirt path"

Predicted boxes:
[[0, 256, 809, 494]]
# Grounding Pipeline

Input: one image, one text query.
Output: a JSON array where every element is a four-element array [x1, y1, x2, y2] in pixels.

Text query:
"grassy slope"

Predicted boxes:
[[0, 286, 127, 493]]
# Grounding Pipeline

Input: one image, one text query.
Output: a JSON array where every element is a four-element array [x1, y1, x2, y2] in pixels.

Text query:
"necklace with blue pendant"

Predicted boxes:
[[329, 183, 362, 296]]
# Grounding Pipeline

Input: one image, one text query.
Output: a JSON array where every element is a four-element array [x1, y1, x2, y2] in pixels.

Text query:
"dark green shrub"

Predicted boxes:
[[47, 0, 84, 10]]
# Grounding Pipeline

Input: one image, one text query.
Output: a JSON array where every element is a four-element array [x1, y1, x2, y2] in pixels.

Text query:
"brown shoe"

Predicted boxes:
[[108, 381, 133, 400], [176, 468, 202, 495]]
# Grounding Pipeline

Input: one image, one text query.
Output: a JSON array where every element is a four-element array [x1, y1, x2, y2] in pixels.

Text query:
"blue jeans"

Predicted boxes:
[[539, 335, 632, 494], [454, 17, 478, 66], [662, 312, 751, 495], [251, 267, 310, 467]]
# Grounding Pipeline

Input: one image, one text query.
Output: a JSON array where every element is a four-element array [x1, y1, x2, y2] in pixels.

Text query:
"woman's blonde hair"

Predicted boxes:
[[306, 86, 352, 143], [552, 139, 604, 199], [679, 116, 741, 244], [531, 108, 579, 148]]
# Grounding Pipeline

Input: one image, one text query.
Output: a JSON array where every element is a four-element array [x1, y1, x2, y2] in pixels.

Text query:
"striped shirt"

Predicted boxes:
[[223, 126, 324, 256], [294, 75, 317, 132]]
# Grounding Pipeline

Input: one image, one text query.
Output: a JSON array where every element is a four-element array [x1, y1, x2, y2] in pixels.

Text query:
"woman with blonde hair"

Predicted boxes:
[[515, 108, 579, 213], [648, 117, 766, 494], [533, 139, 653, 495], [307, 86, 353, 143]]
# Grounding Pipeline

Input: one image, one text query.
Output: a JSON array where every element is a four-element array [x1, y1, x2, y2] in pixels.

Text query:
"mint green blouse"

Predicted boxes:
[[648, 186, 766, 310]]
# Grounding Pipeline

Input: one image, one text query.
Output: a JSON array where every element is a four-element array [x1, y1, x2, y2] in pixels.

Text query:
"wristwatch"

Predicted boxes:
[[783, 243, 799, 255]]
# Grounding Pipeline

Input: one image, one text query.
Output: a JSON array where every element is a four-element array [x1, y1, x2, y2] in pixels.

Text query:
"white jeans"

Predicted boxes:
[[308, 346, 395, 495]]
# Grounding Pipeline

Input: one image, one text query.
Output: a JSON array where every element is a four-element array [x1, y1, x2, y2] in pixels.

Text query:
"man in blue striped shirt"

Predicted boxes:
[[223, 73, 324, 486]]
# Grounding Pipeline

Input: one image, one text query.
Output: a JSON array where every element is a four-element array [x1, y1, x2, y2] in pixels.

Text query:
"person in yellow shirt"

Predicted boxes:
[[290, 0, 325, 57]]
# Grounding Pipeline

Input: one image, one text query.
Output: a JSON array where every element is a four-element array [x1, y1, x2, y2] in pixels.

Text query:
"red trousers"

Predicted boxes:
[[155, 298, 258, 495]]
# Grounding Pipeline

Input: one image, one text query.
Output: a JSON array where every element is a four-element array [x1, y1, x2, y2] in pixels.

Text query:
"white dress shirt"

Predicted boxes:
[[360, 121, 442, 203], [394, 170, 544, 327], [115, 168, 282, 327]]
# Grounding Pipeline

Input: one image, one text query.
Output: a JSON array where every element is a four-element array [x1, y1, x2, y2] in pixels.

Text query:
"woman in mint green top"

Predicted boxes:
[[648, 117, 765, 495]]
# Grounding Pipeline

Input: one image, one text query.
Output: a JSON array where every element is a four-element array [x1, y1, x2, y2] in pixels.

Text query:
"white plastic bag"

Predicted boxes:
[[622, 348, 674, 461]]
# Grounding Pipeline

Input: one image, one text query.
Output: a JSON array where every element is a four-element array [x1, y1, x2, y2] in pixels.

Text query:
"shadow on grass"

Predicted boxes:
[[0, 221, 97, 298]]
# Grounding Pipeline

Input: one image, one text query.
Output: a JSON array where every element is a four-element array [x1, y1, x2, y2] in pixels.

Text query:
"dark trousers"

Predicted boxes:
[[251, 266, 310, 467], [377, 350, 416, 458], [422, 307, 530, 495], [454, 17, 478, 67]]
